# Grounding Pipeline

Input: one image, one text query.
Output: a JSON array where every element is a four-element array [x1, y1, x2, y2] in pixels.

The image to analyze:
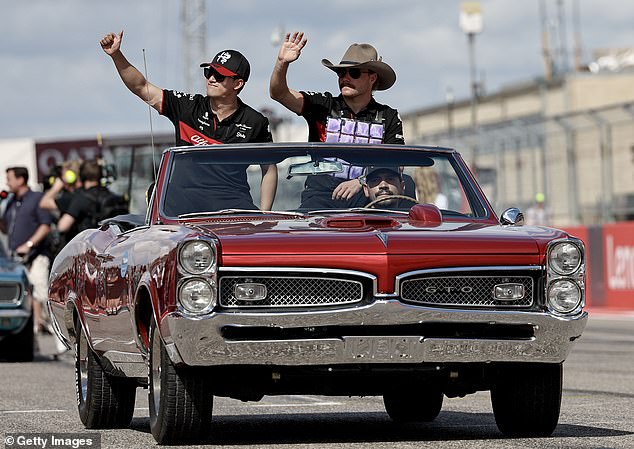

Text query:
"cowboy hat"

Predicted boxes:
[[322, 43, 396, 91]]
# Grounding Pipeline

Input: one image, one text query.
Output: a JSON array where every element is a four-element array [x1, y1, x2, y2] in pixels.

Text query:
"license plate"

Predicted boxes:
[[343, 336, 420, 361]]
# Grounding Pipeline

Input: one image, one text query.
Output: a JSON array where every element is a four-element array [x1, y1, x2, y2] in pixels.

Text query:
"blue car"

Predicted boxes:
[[0, 239, 33, 362]]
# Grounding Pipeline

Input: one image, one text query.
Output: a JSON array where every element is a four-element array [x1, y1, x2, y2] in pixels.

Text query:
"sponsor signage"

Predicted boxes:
[[35, 139, 100, 183], [603, 222, 634, 308]]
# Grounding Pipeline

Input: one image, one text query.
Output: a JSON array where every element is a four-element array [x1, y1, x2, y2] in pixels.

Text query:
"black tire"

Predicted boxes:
[[148, 319, 213, 445], [4, 313, 34, 362], [75, 320, 136, 428], [491, 363, 562, 437], [383, 388, 444, 423]]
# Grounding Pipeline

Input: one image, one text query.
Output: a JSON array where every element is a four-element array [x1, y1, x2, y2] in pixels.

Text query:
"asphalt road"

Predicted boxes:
[[1, 313, 633, 449]]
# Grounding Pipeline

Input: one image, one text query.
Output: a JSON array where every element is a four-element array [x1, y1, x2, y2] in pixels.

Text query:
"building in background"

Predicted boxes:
[[400, 70, 634, 226]]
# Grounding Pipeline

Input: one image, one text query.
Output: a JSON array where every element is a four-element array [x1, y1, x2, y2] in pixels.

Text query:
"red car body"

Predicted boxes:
[[48, 143, 587, 444]]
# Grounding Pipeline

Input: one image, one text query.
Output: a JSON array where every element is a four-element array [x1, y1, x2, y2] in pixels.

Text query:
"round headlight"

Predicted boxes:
[[547, 279, 582, 313], [179, 241, 215, 274], [549, 242, 582, 275], [178, 278, 216, 314]]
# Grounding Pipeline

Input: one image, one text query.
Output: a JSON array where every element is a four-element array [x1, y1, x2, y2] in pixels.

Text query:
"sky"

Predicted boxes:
[[2, 0, 634, 142]]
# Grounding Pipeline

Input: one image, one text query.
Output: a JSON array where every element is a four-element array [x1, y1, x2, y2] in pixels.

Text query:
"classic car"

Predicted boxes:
[[48, 143, 587, 444], [0, 238, 33, 362]]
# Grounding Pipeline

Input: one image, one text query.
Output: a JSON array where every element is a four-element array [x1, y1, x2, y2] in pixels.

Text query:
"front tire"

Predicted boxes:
[[491, 363, 562, 437], [148, 319, 213, 445], [75, 320, 136, 428], [383, 388, 444, 422]]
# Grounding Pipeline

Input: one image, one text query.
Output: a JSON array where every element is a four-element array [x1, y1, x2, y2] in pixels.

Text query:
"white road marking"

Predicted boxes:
[[1, 409, 66, 414], [250, 402, 342, 408]]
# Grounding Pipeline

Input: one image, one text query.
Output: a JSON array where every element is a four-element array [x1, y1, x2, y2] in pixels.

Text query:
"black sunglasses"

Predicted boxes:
[[204, 67, 233, 82], [365, 173, 402, 188], [335, 68, 370, 79]]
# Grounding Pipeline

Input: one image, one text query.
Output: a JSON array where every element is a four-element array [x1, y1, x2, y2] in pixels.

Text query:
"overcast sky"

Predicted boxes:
[[2, 0, 634, 141]]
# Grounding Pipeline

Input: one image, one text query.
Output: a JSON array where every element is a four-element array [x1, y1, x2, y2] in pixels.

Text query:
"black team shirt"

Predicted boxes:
[[159, 89, 273, 213]]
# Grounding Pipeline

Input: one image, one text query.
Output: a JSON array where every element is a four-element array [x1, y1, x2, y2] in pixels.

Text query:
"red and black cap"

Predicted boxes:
[[200, 50, 250, 81]]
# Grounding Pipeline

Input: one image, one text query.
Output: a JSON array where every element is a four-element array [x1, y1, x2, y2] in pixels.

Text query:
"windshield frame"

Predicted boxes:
[[156, 143, 494, 222]]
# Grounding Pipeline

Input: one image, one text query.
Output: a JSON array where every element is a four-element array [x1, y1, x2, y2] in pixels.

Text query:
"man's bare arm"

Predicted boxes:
[[270, 32, 307, 114], [100, 31, 163, 111]]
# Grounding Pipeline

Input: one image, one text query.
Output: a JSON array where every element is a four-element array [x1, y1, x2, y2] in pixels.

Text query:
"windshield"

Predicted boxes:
[[161, 145, 487, 219]]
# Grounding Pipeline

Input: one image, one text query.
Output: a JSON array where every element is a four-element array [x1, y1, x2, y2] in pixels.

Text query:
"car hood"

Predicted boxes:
[[0, 257, 25, 274], [192, 216, 567, 256]]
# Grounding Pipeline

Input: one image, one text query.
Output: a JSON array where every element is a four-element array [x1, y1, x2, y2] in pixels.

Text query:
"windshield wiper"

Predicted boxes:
[[306, 208, 408, 215], [178, 209, 306, 219]]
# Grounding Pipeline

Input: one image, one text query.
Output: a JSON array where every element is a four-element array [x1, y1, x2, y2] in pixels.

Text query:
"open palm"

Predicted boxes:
[[278, 31, 307, 64]]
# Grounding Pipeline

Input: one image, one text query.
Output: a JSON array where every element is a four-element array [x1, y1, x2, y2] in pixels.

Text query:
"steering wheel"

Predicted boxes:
[[364, 194, 420, 209]]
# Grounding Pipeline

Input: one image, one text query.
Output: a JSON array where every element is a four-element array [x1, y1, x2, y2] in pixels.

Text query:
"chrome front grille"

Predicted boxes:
[[0, 283, 21, 304], [220, 276, 364, 308], [400, 275, 534, 307]]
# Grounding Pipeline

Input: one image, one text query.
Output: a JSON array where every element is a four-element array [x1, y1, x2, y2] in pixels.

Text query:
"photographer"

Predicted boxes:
[[40, 160, 83, 256]]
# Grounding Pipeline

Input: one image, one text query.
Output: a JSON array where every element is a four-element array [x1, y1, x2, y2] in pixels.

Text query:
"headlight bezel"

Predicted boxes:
[[547, 278, 583, 314], [177, 277, 217, 315], [178, 239, 217, 275], [547, 241, 582, 276], [545, 238, 585, 316]]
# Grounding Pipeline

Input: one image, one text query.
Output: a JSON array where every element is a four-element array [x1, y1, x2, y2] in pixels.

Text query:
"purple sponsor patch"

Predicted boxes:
[[356, 122, 370, 137], [341, 119, 356, 135], [326, 118, 341, 132], [325, 132, 340, 142], [354, 136, 369, 144], [348, 166, 365, 179], [369, 138, 383, 144], [339, 133, 354, 143], [370, 123, 384, 139]]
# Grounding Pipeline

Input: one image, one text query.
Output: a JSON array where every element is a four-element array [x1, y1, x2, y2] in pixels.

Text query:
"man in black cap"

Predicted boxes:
[[100, 31, 277, 210], [362, 167, 407, 208], [270, 31, 404, 209]]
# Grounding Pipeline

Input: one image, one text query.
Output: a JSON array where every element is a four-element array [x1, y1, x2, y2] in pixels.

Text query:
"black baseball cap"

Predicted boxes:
[[365, 166, 402, 179], [200, 50, 250, 81]]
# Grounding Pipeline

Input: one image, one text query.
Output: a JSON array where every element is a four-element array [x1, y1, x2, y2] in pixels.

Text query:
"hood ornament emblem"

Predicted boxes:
[[376, 232, 389, 248]]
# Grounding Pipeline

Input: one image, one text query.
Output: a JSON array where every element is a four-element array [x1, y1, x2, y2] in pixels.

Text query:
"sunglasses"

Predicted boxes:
[[365, 174, 402, 188], [204, 67, 234, 82], [335, 68, 371, 79]]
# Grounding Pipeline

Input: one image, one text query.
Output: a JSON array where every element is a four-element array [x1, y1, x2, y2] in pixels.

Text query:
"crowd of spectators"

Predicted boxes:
[[0, 159, 127, 358]]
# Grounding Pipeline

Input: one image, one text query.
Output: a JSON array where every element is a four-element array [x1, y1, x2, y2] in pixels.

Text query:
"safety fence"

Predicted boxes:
[[413, 101, 634, 227]]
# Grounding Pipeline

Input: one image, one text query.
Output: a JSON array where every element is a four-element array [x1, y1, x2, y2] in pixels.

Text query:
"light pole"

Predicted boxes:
[[445, 87, 454, 137], [460, 2, 483, 171]]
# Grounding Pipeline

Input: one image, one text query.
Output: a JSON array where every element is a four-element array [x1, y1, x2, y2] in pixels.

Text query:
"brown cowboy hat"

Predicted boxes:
[[322, 43, 396, 91]]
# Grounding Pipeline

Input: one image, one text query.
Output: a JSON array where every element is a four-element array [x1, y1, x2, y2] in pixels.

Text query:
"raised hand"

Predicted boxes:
[[100, 31, 123, 55], [277, 31, 307, 64]]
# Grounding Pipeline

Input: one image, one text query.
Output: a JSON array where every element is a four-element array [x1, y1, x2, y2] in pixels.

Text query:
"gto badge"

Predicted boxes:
[[425, 286, 474, 294]]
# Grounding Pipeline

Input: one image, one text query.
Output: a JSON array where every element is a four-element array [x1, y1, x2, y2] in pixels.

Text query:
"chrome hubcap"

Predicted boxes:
[[150, 327, 162, 415], [76, 329, 88, 403]]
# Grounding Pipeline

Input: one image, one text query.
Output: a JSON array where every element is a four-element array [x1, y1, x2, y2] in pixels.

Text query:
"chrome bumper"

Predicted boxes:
[[163, 300, 588, 366]]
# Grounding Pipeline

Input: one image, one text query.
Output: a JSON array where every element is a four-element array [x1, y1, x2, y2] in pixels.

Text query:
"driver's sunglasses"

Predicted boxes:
[[335, 68, 370, 79], [365, 174, 402, 188], [204, 67, 233, 82]]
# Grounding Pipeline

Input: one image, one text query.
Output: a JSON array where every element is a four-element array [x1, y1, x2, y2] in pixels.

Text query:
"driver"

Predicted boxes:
[[362, 166, 406, 208]]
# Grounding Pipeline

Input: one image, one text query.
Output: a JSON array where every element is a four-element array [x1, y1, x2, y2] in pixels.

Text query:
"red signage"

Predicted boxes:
[[34, 139, 100, 182], [603, 222, 634, 309]]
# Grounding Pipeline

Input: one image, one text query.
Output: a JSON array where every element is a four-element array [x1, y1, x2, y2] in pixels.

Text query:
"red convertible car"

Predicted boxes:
[[48, 143, 587, 444]]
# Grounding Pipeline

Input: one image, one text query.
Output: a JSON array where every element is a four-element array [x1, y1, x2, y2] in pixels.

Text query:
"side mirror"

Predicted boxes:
[[500, 207, 524, 226]]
